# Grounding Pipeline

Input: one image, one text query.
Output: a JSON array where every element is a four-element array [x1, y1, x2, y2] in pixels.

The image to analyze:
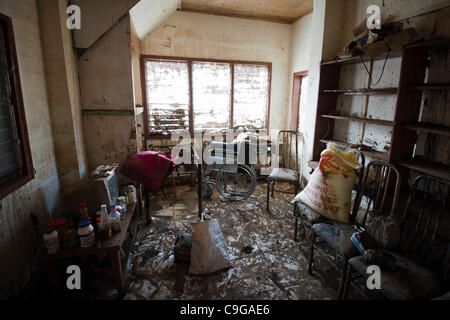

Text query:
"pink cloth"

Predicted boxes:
[[121, 151, 175, 191]]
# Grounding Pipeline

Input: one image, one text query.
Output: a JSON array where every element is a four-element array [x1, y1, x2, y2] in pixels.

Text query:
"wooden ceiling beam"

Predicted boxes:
[[178, 5, 312, 25]]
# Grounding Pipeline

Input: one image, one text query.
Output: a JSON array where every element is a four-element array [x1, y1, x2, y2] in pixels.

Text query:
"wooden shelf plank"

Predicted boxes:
[[321, 50, 403, 66], [323, 88, 398, 95], [409, 83, 450, 90], [321, 114, 394, 126], [399, 158, 450, 182], [320, 39, 449, 67], [319, 139, 389, 161], [403, 122, 450, 137]]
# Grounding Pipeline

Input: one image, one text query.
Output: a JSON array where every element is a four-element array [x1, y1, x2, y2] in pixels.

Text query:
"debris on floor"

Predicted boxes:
[[123, 182, 337, 300]]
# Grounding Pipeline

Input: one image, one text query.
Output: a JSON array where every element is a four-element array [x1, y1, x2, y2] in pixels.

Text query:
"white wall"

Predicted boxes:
[[141, 11, 292, 131]]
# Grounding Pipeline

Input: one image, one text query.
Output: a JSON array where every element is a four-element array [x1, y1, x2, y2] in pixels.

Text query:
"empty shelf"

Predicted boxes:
[[321, 114, 394, 126], [403, 122, 450, 137], [399, 159, 450, 181], [409, 83, 450, 90], [323, 88, 398, 95], [319, 139, 389, 161]]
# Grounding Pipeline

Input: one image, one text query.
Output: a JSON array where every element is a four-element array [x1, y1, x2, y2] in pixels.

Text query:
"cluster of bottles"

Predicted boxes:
[[43, 197, 129, 254]]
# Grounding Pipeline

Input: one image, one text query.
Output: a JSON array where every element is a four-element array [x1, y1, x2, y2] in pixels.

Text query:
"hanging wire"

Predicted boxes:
[[360, 48, 391, 86]]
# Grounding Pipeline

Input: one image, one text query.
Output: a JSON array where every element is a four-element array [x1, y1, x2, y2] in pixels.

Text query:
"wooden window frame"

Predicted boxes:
[[0, 13, 34, 199], [290, 71, 308, 132], [140, 55, 272, 138]]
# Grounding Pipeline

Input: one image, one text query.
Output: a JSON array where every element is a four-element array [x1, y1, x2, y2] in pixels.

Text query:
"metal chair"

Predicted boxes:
[[342, 174, 450, 300], [293, 152, 365, 241], [266, 130, 304, 212], [307, 160, 401, 300]]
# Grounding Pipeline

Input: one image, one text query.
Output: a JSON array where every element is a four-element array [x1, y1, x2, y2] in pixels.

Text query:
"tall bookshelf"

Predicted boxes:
[[311, 39, 450, 182]]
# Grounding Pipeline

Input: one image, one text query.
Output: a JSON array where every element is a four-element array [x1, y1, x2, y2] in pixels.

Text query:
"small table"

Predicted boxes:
[[41, 203, 138, 297]]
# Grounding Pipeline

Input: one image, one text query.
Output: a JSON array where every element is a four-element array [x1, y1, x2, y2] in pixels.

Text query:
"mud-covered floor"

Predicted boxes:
[[122, 181, 339, 300]]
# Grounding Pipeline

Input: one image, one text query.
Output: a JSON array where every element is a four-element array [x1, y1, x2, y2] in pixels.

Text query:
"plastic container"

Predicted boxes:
[[78, 220, 95, 247], [109, 204, 121, 233], [43, 228, 60, 254], [47, 217, 67, 246], [98, 204, 112, 239]]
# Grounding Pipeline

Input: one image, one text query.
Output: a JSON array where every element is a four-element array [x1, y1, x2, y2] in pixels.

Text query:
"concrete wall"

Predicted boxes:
[[0, 0, 61, 297], [140, 11, 292, 132], [38, 0, 88, 188], [72, 0, 139, 49], [79, 14, 138, 174]]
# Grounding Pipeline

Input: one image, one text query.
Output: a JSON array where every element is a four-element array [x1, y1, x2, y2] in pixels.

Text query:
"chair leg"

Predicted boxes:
[[271, 181, 275, 198], [307, 230, 316, 274], [340, 262, 353, 300], [337, 260, 349, 300], [294, 205, 299, 242], [266, 178, 271, 212]]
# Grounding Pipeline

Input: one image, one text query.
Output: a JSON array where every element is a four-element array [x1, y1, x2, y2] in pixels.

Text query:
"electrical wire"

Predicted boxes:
[[360, 48, 391, 86]]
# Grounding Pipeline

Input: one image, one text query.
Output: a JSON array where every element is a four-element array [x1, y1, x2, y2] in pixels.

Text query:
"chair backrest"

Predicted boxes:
[[350, 152, 366, 225], [399, 174, 450, 265], [359, 160, 402, 226], [276, 130, 304, 171]]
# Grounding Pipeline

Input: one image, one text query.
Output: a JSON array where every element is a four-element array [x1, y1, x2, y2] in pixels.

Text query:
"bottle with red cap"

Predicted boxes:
[[80, 202, 90, 222]]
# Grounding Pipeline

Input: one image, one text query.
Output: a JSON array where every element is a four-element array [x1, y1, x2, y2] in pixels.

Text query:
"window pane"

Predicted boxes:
[[0, 25, 21, 182], [192, 62, 231, 131], [233, 64, 269, 130], [145, 60, 189, 135]]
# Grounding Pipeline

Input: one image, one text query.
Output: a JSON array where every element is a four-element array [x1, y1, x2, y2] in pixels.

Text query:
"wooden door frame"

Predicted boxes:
[[290, 71, 308, 131]]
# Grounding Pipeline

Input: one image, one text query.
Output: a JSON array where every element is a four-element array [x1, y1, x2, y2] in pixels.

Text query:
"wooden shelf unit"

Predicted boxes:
[[398, 159, 450, 182], [403, 122, 450, 137], [409, 83, 450, 91], [323, 88, 398, 95], [321, 114, 394, 126], [319, 139, 389, 161], [312, 40, 450, 182]]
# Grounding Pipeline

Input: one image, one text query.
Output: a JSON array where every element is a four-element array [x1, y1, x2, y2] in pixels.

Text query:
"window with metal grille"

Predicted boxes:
[[233, 64, 269, 130], [192, 61, 231, 131], [0, 13, 33, 199], [144, 60, 190, 134], [142, 56, 271, 136]]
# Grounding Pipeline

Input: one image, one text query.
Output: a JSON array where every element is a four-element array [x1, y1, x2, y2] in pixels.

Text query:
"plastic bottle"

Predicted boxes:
[[43, 228, 60, 254], [80, 202, 90, 222], [99, 204, 112, 239], [61, 212, 78, 249], [109, 204, 121, 233], [117, 196, 127, 221]]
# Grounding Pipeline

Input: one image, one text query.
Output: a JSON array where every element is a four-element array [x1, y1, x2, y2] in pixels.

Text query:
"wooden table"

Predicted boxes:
[[41, 203, 138, 297]]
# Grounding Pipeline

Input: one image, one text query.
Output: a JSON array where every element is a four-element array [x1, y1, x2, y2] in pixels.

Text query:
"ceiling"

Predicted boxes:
[[179, 0, 314, 24]]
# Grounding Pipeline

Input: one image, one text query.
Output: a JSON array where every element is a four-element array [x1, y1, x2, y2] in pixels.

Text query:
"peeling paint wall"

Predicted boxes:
[[38, 0, 88, 188], [78, 15, 138, 174], [140, 11, 292, 132], [0, 0, 61, 298], [71, 0, 139, 49]]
